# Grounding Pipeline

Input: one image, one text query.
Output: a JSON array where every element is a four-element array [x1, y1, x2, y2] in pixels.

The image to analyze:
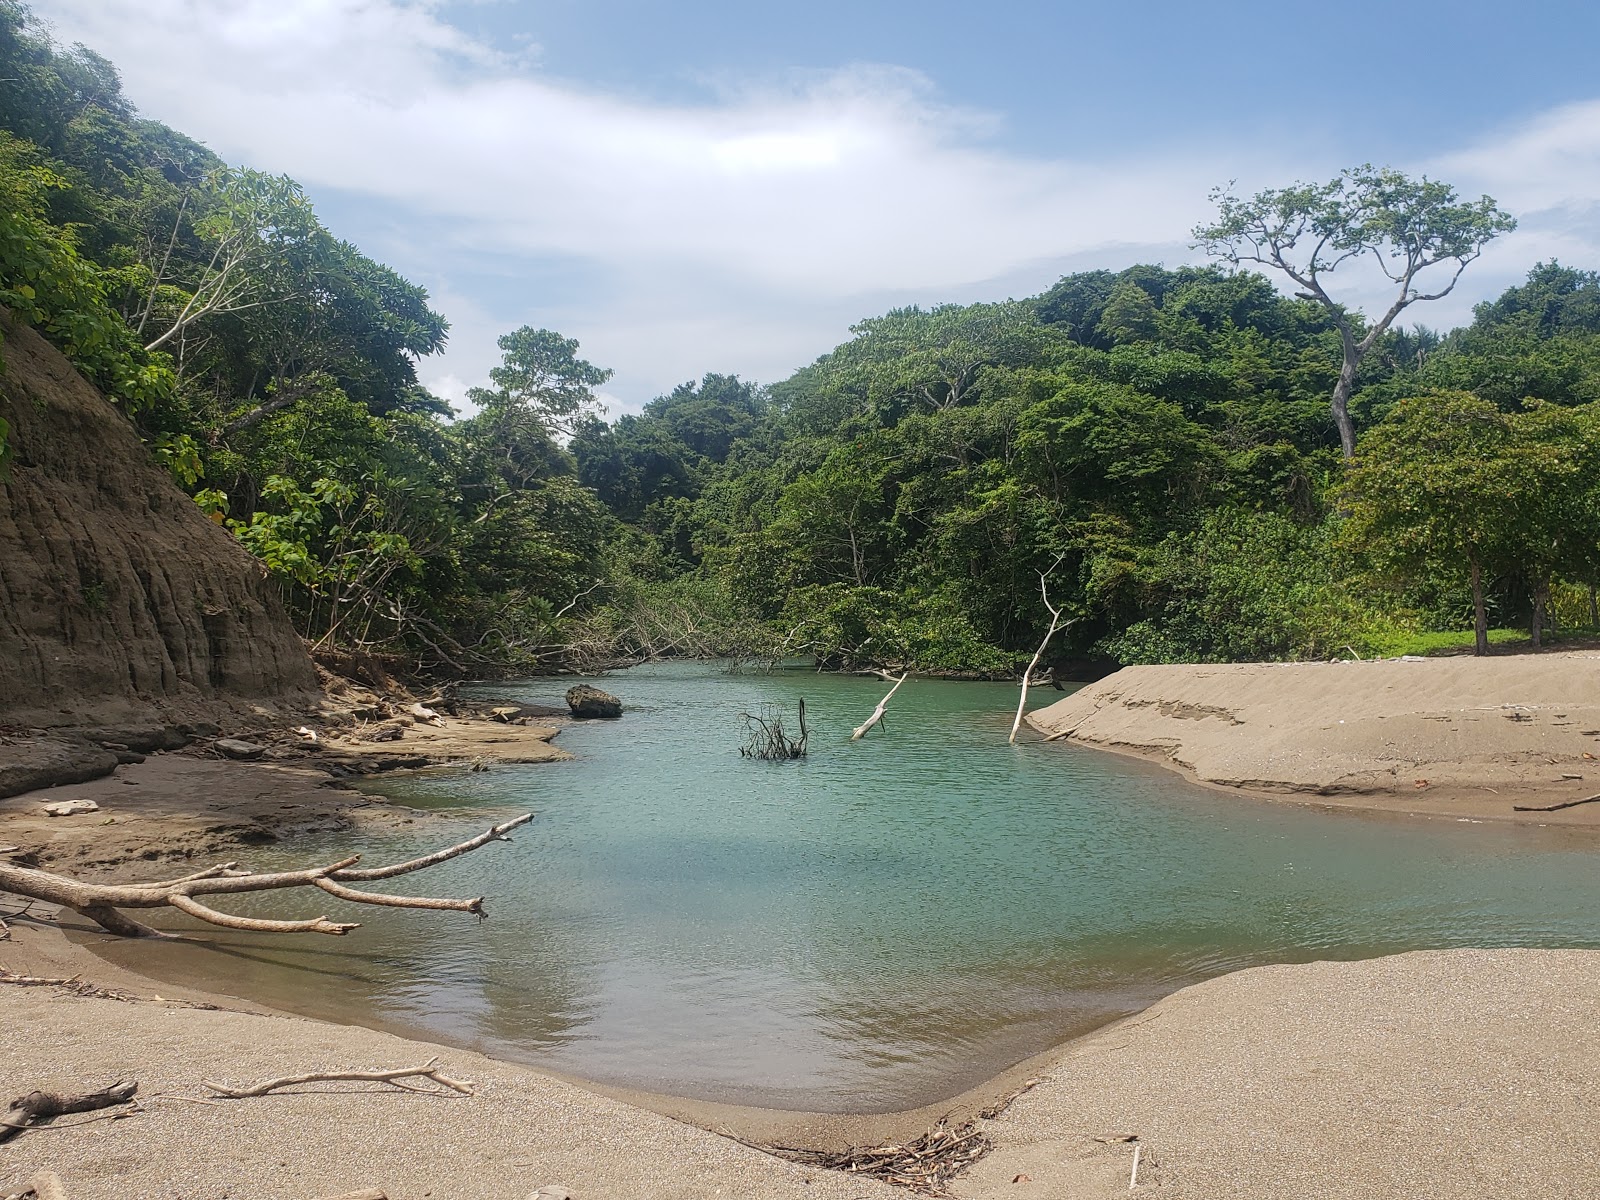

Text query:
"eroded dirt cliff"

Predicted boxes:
[[0, 312, 319, 728]]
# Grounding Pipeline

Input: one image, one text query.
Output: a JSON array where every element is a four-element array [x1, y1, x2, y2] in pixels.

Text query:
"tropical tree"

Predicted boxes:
[[1195, 166, 1515, 457], [1338, 391, 1600, 653], [467, 326, 611, 438]]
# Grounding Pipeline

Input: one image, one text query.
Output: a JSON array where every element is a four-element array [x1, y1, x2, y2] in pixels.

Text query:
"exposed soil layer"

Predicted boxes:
[[0, 311, 319, 731]]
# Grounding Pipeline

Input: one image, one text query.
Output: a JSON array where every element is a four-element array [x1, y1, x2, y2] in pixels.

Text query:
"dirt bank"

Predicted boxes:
[[0, 310, 320, 731], [1027, 654, 1600, 823]]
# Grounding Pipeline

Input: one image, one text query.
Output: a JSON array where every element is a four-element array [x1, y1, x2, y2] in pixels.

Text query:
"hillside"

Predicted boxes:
[[0, 311, 319, 728]]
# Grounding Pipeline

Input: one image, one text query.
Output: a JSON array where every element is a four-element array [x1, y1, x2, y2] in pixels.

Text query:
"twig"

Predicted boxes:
[[1129, 1141, 1142, 1189], [1513, 792, 1600, 812], [203, 1058, 475, 1099]]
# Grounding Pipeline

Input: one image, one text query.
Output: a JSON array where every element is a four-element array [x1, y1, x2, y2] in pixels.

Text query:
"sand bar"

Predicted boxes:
[[1027, 653, 1600, 822]]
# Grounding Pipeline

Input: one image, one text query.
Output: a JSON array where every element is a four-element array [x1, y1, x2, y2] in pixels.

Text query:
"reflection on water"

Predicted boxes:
[[87, 662, 1600, 1111]]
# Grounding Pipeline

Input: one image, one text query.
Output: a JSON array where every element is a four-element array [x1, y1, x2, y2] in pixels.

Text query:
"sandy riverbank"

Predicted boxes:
[[5, 916, 1599, 1198], [1027, 653, 1600, 823]]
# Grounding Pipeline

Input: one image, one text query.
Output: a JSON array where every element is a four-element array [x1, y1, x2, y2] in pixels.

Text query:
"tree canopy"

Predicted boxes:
[[4, 0, 1597, 676]]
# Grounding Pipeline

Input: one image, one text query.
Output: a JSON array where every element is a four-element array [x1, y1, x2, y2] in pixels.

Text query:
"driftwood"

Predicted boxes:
[[739, 701, 809, 759], [0, 1082, 138, 1144], [1010, 558, 1074, 745], [4, 1171, 68, 1200], [761, 1118, 991, 1197], [204, 1058, 473, 1098], [0, 815, 532, 938], [1513, 792, 1600, 812], [852, 673, 908, 741]]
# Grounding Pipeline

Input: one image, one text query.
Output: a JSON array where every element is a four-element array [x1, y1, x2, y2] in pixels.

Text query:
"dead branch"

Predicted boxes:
[[1513, 792, 1600, 812], [852, 673, 909, 741], [0, 815, 532, 939], [1, 1082, 138, 1144], [313, 1191, 387, 1200], [760, 1118, 991, 1197], [1010, 557, 1074, 745], [203, 1058, 473, 1099], [739, 701, 809, 760]]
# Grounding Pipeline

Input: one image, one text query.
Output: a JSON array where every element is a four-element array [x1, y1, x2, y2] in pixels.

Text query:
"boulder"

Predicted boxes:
[[565, 685, 622, 719], [213, 738, 266, 761]]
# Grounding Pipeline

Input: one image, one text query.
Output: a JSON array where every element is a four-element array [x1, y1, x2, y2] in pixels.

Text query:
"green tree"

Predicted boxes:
[[467, 327, 611, 437], [1337, 391, 1600, 654], [1195, 166, 1515, 457]]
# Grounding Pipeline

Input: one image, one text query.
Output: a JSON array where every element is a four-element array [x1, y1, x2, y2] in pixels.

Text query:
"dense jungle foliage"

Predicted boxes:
[[3, 3, 1598, 676]]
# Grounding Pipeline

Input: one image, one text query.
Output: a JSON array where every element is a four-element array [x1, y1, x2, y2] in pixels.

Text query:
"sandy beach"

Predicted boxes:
[[6, 915, 1599, 1199], [1027, 653, 1600, 823]]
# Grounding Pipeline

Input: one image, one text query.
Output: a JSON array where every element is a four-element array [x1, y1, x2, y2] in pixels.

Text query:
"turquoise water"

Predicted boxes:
[[91, 662, 1600, 1112]]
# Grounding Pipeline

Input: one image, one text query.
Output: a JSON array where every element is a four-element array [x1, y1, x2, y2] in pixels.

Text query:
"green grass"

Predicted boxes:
[[1359, 625, 1600, 659]]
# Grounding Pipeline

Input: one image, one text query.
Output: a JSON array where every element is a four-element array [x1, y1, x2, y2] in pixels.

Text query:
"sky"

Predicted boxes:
[[29, 0, 1600, 415]]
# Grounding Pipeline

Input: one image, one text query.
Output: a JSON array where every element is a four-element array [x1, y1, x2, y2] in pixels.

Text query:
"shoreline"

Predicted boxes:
[[9, 915, 1600, 1198]]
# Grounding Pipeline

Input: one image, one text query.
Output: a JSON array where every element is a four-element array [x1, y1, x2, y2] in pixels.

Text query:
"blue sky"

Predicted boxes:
[[34, 0, 1600, 413]]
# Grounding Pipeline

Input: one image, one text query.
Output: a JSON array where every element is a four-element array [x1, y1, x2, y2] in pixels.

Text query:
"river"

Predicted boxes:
[[86, 662, 1600, 1112]]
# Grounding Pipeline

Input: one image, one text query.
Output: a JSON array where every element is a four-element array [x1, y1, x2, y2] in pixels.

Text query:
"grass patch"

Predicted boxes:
[[1360, 626, 1600, 659]]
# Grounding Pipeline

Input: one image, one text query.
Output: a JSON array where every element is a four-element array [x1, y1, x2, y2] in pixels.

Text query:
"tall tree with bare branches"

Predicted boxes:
[[1194, 166, 1515, 457]]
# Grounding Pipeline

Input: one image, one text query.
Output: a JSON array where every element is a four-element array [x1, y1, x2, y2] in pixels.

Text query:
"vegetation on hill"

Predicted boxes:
[[3, 1, 1597, 676]]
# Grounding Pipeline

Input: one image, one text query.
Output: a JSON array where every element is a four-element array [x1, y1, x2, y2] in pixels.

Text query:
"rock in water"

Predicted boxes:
[[214, 738, 267, 761], [565, 685, 622, 719]]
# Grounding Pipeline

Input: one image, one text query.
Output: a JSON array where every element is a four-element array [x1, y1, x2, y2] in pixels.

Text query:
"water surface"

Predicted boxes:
[[89, 662, 1600, 1111]]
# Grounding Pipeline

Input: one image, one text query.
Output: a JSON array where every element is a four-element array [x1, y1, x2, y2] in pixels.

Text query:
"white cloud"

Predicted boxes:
[[31, 0, 1600, 406]]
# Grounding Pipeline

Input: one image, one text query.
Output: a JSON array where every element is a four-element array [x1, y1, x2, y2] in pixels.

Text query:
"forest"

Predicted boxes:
[[3, 0, 1599, 679]]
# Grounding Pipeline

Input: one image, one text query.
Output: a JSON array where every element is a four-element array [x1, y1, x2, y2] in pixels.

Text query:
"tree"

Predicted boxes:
[[1195, 166, 1515, 457], [466, 326, 611, 437], [1338, 391, 1600, 654], [1340, 391, 1517, 654]]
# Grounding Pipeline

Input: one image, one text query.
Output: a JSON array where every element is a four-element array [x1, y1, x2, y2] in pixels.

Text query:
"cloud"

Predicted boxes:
[[31, 0, 1600, 406]]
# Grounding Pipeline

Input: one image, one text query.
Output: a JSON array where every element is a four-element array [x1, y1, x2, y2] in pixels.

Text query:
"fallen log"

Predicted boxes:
[[0, 815, 532, 938], [0, 1082, 138, 1144]]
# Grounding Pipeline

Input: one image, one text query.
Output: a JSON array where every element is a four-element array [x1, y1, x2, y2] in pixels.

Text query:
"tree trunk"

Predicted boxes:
[[1330, 360, 1358, 459], [1471, 560, 1489, 656], [1531, 582, 1548, 649], [1589, 583, 1598, 628]]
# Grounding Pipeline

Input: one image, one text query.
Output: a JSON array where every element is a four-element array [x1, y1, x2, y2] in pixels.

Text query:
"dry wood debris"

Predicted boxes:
[[761, 1118, 992, 1196], [0, 814, 532, 938], [0, 1082, 138, 1145], [203, 1058, 474, 1099]]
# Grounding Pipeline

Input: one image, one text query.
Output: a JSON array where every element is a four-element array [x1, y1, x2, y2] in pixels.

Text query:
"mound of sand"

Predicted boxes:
[[1028, 655, 1600, 821]]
